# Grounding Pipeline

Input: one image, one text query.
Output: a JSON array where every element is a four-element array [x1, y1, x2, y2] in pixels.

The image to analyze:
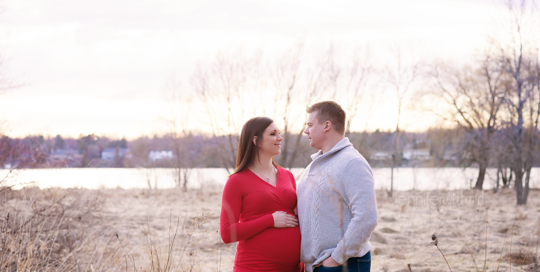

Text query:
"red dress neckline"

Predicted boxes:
[[246, 167, 281, 188]]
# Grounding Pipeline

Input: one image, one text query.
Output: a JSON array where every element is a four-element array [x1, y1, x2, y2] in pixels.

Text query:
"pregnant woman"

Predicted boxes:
[[220, 116, 302, 272]]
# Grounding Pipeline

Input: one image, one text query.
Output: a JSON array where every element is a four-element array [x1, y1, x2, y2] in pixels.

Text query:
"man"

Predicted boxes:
[[297, 101, 378, 272]]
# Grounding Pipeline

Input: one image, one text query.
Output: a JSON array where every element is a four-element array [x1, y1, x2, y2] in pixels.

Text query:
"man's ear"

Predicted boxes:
[[323, 121, 332, 133], [252, 136, 258, 146]]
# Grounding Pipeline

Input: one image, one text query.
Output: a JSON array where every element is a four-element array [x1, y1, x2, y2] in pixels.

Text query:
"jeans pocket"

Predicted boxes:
[[355, 252, 371, 272]]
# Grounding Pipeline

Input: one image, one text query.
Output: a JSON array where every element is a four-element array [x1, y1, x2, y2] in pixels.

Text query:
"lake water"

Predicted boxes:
[[3, 167, 539, 191]]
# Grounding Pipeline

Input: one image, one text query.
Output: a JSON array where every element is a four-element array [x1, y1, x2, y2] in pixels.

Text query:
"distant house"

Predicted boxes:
[[102, 148, 131, 160], [402, 149, 431, 161], [50, 149, 79, 160], [370, 152, 392, 161], [148, 150, 174, 161]]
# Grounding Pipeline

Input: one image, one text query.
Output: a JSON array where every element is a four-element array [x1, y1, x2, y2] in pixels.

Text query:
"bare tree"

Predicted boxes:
[[193, 43, 339, 170], [322, 44, 379, 159], [191, 49, 267, 173], [385, 41, 421, 197], [191, 60, 238, 174], [0, 136, 50, 188], [268, 42, 304, 168], [129, 136, 159, 190], [489, 0, 540, 204], [430, 56, 506, 190], [491, 128, 515, 191], [163, 77, 196, 190], [341, 48, 375, 137], [191, 43, 379, 171], [281, 44, 340, 169], [314, 44, 376, 137]]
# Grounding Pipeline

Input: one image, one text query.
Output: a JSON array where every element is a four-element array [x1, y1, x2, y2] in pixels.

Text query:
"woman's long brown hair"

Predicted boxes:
[[232, 117, 280, 175]]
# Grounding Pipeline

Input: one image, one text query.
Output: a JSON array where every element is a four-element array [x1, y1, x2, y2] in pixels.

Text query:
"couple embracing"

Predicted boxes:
[[220, 101, 378, 272]]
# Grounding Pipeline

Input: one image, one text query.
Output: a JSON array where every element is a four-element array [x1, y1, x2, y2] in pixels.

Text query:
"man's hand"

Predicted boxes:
[[314, 256, 340, 267]]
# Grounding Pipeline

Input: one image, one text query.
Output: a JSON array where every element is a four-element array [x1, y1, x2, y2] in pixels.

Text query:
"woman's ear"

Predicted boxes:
[[252, 136, 258, 146]]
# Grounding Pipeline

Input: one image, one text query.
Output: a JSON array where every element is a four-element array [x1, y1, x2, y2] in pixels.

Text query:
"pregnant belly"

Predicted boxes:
[[236, 226, 301, 271]]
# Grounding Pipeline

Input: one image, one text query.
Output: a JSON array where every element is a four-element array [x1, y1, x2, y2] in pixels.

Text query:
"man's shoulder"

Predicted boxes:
[[330, 148, 372, 181], [335, 145, 367, 165]]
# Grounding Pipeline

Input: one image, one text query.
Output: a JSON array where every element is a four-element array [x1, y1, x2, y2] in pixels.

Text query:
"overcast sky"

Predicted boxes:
[[0, 0, 501, 138]]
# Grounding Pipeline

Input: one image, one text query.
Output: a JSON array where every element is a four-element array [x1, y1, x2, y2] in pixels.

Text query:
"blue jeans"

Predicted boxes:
[[313, 251, 371, 272]]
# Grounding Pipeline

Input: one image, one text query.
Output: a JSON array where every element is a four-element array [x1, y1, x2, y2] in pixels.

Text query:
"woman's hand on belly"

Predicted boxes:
[[272, 211, 298, 228]]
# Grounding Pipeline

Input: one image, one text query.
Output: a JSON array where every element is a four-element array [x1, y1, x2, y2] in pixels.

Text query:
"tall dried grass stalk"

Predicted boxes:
[[483, 209, 488, 272], [431, 234, 453, 272], [509, 218, 516, 272], [535, 218, 540, 271]]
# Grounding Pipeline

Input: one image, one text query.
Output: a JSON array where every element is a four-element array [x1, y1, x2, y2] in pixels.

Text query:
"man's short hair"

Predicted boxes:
[[306, 101, 346, 135]]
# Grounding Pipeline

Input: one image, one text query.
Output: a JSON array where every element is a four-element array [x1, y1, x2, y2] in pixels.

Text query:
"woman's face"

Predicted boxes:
[[256, 122, 283, 157]]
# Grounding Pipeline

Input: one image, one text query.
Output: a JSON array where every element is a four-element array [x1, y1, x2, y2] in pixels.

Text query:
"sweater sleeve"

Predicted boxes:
[[220, 177, 275, 244], [331, 158, 378, 264]]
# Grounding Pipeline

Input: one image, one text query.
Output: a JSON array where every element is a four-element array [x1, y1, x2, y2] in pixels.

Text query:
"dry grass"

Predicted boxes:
[[0, 187, 114, 271], [2, 184, 539, 272], [0, 183, 229, 272]]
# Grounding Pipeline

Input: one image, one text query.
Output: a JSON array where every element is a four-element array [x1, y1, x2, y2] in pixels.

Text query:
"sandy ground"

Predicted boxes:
[[371, 188, 539, 272], [15, 185, 538, 271]]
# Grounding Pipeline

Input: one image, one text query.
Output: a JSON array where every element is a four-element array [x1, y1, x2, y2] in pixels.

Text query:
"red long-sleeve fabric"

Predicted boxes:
[[220, 167, 302, 272]]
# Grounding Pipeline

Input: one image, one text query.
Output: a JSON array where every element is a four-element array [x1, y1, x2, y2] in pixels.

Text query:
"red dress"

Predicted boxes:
[[220, 167, 302, 272]]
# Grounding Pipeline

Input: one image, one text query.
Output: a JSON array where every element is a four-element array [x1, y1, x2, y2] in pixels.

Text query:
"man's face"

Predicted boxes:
[[304, 111, 326, 150]]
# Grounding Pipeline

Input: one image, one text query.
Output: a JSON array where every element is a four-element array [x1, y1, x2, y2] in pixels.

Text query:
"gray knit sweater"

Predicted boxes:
[[297, 137, 378, 272]]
